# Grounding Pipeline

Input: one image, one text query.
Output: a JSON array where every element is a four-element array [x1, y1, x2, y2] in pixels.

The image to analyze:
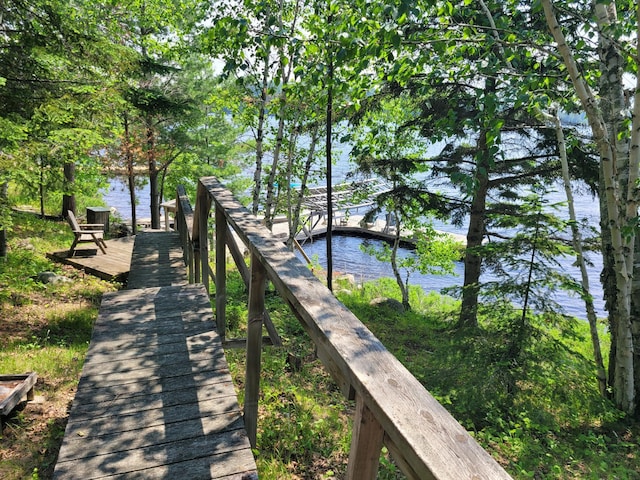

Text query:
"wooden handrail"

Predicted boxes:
[[175, 185, 195, 282], [177, 177, 512, 480]]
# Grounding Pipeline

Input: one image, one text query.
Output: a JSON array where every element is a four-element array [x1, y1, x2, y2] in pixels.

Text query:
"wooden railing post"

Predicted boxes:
[[346, 393, 384, 480], [175, 185, 196, 283], [215, 203, 227, 342], [198, 192, 211, 291], [244, 252, 266, 448]]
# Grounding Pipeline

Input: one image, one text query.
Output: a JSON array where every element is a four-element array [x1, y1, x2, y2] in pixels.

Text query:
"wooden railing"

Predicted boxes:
[[175, 177, 513, 480]]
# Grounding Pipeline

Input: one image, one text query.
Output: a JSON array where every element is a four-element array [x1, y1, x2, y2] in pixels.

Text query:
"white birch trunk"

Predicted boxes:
[[542, 0, 636, 413], [543, 108, 608, 395]]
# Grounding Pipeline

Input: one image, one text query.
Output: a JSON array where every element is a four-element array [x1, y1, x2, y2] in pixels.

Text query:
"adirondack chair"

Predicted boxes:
[[67, 210, 107, 256]]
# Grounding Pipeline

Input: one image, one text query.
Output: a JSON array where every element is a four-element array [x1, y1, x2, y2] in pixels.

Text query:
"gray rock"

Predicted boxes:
[[369, 297, 405, 313], [37, 271, 71, 285]]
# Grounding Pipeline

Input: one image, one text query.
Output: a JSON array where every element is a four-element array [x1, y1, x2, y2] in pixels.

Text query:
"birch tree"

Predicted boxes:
[[541, 0, 640, 414]]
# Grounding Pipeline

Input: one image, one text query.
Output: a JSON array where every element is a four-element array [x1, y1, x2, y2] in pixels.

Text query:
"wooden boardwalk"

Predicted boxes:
[[53, 232, 258, 479], [127, 231, 188, 289]]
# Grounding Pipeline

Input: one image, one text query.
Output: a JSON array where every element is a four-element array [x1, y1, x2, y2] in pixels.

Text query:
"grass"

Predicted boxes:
[[0, 211, 119, 480], [222, 273, 357, 479], [336, 278, 639, 479], [1, 211, 639, 479]]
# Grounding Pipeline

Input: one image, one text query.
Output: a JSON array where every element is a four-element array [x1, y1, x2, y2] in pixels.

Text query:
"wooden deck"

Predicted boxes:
[[47, 235, 135, 283], [53, 232, 258, 480]]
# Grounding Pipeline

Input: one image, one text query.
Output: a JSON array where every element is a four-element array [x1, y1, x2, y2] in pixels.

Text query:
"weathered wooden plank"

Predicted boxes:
[[90, 317, 212, 339], [53, 428, 253, 480], [57, 412, 246, 462], [100, 457, 258, 480], [84, 456, 258, 480], [90, 304, 213, 325], [62, 397, 241, 438], [97, 284, 209, 310], [244, 253, 266, 448], [126, 231, 188, 289], [75, 355, 230, 390], [47, 236, 135, 282], [215, 202, 227, 340], [78, 351, 227, 386], [224, 229, 282, 347], [85, 328, 219, 354], [84, 333, 222, 363], [176, 186, 195, 281], [225, 229, 250, 286], [83, 341, 223, 367], [346, 393, 384, 480], [69, 381, 239, 418], [71, 372, 235, 406], [199, 176, 511, 480], [0, 372, 37, 417]]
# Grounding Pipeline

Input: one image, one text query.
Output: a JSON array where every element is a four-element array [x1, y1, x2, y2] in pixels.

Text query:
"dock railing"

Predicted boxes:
[[175, 185, 196, 283], [175, 176, 512, 480]]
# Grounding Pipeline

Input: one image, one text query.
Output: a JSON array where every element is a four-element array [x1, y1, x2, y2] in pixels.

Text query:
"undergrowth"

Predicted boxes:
[[224, 271, 639, 479], [0, 212, 118, 480]]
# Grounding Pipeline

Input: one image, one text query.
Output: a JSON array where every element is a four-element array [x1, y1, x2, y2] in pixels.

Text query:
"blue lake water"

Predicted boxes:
[[103, 166, 605, 320], [102, 178, 151, 221], [295, 232, 604, 320]]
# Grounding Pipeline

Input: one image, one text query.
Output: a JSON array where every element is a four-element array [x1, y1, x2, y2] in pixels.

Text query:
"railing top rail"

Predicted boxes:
[[196, 176, 512, 480], [176, 185, 194, 239]]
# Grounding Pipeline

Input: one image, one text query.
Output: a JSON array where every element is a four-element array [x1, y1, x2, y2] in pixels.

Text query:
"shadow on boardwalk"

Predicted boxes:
[[52, 232, 258, 480]]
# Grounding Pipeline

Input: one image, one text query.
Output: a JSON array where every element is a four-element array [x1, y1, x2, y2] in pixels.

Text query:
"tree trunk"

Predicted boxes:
[[251, 44, 270, 217], [146, 117, 160, 229], [546, 108, 608, 395], [123, 113, 137, 234], [458, 132, 490, 329], [0, 181, 7, 259], [263, 111, 285, 231], [0, 228, 5, 259], [390, 216, 410, 311], [624, 1, 640, 410], [128, 174, 137, 234], [326, 12, 334, 292], [632, 235, 640, 403], [288, 125, 319, 249], [265, 0, 299, 231], [62, 161, 76, 217], [40, 159, 45, 218], [149, 169, 160, 229], [542, 0, 637, 413], [593, 0, 637, 414]]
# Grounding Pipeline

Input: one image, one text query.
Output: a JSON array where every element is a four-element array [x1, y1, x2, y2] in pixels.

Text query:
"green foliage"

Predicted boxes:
[[474, 190, 579, 328], [0, 211, 117, 480], [336, 282, 638, 479], [0, 0, 123, 219], [360, 226, 460, 311], [229, 270, 599, 477], [2, 213, 637, 479], [224, 282, 351, 477]]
